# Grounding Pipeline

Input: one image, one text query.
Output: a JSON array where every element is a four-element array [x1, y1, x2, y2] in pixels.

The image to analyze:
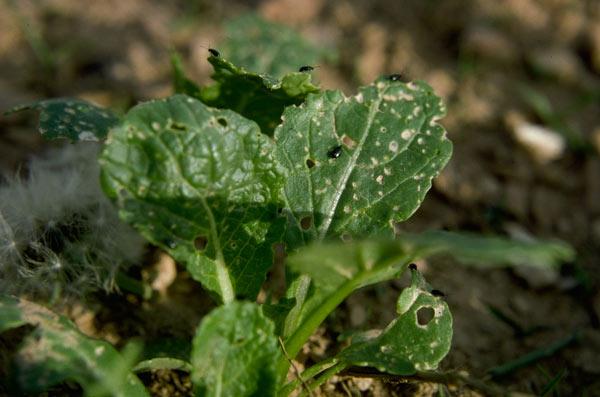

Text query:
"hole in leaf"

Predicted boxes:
[[306, 158, 315, 168], [417, 306, 435, 326], [300, 216, 312, 230], [217, 118, 228, 127], [194, 235, 208, 251], [171, 122, 188, 131]]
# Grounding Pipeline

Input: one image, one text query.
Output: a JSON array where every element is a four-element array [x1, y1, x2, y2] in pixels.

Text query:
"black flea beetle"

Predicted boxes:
[[431, 289, 446, 297], [408, 263, 417, 271], [387, 73, 403, 81], [327, 145, 342, 159], [208, 48, 220, 57], [299, 65, 314, 72]]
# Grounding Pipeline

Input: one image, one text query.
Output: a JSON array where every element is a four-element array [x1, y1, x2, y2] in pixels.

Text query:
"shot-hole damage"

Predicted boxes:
[[171, 122, 188, 131], [300, 216, 312, 230], [194, 235, 208, 251], [217, 118, 228, 127], [417, 306, 435, 326]]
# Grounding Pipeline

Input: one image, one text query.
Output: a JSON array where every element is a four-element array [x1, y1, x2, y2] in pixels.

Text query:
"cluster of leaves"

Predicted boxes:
[[1, 15, 574, 397]]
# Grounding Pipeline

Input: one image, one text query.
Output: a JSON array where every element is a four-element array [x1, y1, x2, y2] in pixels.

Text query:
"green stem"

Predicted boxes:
[[115, 272, 153, 299], [278, 357, 339, 397], [276, 255, 412, 382], [276, 278, 358, 381], [297, 362, 346, 397], [133, 357, 192, 373]]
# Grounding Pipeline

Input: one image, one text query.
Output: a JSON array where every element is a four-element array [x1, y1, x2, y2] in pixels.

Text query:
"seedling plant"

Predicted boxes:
[[0, 15, 574, 397]]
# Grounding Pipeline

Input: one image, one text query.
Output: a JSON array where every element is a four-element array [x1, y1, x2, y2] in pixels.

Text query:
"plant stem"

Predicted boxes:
[[115, 271, 153, 299], [341, 368, 510, 397], [276, 254, 412, 382], [297, 362, 346, 397], [132, 357, 192, 373], [278, 357, 339, 397], [278, 337, 314, 397], [276, 278, 358, 381]]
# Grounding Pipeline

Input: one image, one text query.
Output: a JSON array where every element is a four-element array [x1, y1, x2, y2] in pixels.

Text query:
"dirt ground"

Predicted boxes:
[[1, 0, 600, 396]]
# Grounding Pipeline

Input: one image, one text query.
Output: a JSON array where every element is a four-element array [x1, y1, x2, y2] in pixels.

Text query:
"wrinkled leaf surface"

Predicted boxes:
[[191, 302, 281, 397], [100, 95, 285, 302]]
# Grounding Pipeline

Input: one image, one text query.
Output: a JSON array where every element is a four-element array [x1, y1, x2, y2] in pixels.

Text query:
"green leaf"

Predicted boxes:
[[5, 98, 119, 141], [338, 268, 452, 374], [274, 79, 452, 248], [397, 230, 575, 268], [220, 13, 330, 78], [278, 231, 573, 378], [191, 301, 282, 397], [198, 55, 320, 136], [0, 295, 148, 397], [133, 357, 192, 373], [100, 94, 285, 303], [280, 240, 412, 369]]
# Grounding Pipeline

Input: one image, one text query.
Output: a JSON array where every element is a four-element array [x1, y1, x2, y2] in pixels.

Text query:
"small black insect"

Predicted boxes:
[[299, 65, 314, 72], [408, 263, 417, 271], [387, 73, 403, 81], [208, 48, 220, 57], [327, 145, 343, 159], [431, 289, 446, 297]]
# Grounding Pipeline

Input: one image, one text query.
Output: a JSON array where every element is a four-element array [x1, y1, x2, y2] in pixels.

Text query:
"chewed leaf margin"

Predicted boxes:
[[198, 55, 320, 135], [338, 266, 452, 374]]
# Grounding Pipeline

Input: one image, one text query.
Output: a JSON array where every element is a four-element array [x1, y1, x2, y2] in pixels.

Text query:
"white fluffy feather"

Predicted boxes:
[[0, 142, 145, 299]]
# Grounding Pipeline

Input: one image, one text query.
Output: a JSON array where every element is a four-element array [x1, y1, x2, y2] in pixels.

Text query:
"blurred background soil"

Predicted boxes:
[[1, 0, 600, 395]]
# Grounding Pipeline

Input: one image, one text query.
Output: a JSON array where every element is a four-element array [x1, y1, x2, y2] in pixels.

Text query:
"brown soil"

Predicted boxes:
[[1, 0, 600, 396]]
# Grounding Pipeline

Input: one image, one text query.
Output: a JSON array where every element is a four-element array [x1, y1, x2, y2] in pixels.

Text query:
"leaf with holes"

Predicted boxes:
[[5, 98, 120, 141], [278, 240, 411, 375], [100, 94, 285, 303], [220, 13, 331, 78], [277, 232, 573, 380], [275, 78, 452, 248], [0, 295, 148, 397], [185, 55, 320, 136], [338, 267, 452, 374], [191, 301, 281, 397]]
